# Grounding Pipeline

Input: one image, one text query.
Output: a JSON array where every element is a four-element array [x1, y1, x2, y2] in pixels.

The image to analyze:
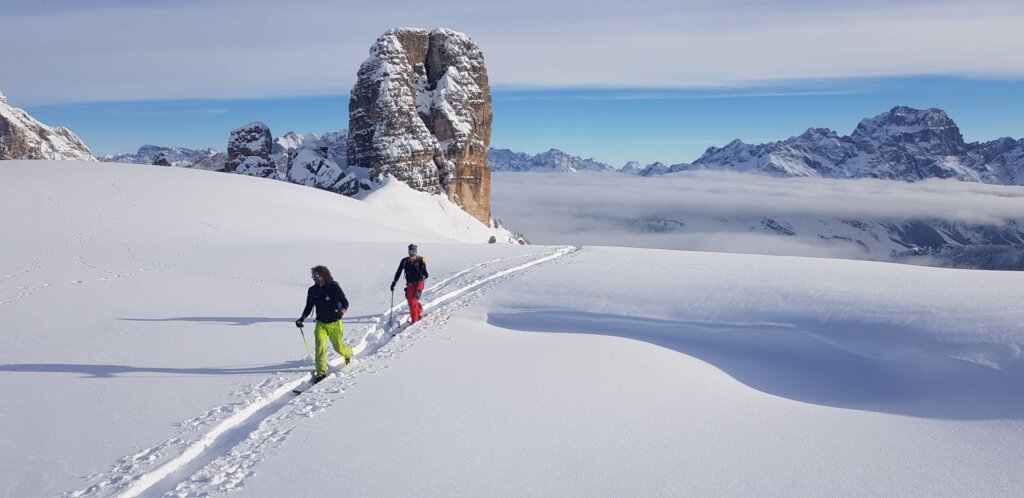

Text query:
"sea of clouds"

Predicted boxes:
[[491, 171, 1024, 259]]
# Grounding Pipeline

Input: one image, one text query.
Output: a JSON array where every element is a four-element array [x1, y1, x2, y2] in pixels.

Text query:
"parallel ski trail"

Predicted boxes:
[[67, 246, 578, 498]]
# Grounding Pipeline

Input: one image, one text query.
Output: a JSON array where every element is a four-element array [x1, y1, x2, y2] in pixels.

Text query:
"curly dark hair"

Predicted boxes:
[[310, 265, 334, 283]]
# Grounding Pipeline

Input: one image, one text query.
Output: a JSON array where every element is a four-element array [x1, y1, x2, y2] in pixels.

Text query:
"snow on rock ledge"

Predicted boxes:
[[348, 28, 493, 224], [225, 122, 276, 178]]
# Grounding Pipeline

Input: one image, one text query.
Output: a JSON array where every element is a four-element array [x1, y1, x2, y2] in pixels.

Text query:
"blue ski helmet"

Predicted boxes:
[[408, 244, 418, 251]]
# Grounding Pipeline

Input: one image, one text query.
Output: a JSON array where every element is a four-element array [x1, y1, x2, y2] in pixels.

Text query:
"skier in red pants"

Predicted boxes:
[[391, 244, 429, 324]]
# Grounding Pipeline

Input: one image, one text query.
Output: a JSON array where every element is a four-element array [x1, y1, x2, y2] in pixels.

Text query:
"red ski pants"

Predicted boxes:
[[405, 281, 425, 323]]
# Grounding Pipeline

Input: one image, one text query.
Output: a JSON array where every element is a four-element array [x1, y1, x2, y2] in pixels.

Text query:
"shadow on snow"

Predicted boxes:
[[487, 309, 1024, 421], [120, 315, 380, 326], [0, 359, 309, 378]]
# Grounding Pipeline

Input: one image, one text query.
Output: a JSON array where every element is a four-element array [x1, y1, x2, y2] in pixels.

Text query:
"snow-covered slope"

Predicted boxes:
[[0, 160, 537, 498], [247, 246, 1024, 497], [2, 160, 1023, 497], [0, 91, 95, 161], [359, 176, 518, 244]]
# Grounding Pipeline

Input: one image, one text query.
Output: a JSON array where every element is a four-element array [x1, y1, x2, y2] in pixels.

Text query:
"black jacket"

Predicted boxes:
[[393, 256, 429, 284], [301, 280, 349, 323]]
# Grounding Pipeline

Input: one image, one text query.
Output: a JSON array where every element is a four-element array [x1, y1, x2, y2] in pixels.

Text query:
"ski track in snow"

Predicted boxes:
[[65, 246, 579, 498]]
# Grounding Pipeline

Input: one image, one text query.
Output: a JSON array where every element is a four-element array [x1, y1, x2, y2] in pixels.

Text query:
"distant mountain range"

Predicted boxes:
[[99, 144, 220, 167], [488, 148, 614, 173], [681, 106, 1023, 184], [491, 106, 1024, 185], [94, 106, 1024, 186]]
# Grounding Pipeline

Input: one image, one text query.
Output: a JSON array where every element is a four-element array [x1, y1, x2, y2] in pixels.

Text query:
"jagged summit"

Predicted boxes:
[[854, 106, 957, 134]]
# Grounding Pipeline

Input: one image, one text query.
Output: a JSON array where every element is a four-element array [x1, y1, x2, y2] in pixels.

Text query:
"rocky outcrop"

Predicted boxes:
[[348, 28, 492, 223], [152, 153, 171, 166], [286, 138, 367, 196], [0, 90, 95, 161], [225, 122, 276, 178], [271, 131, 348, 176]]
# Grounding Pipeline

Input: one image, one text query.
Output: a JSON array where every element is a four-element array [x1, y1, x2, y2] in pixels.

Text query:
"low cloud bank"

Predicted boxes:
[[491, 171, 1024, 259]]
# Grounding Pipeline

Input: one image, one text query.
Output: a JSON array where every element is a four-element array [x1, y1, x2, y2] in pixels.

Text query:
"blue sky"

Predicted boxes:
[[3, 0, 1024, 165], [23, 76, 1024, 166]]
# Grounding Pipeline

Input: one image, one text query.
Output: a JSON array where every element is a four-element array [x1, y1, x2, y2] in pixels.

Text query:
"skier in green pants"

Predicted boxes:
[[296, 265, 352, 382]]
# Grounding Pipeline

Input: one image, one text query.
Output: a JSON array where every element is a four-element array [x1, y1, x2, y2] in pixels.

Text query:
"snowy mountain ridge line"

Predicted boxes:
[[487, 147, 614, 173], [491, 106, 1024, 185], [98, 144, 220, 167], [71, 246, 576, 498], [98, 104, 1023, 184]]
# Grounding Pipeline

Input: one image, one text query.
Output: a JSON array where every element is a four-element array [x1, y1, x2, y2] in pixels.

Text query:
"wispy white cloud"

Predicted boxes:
[[1, 0, 1022, 104]]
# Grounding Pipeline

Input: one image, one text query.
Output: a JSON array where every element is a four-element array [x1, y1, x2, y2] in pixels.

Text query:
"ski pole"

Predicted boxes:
[[296, 323, 313, 362], [389, 288, 395, 327]]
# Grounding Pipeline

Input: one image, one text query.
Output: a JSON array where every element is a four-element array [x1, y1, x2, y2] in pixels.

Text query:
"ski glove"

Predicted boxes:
[[295, 318, 304, 328], [390, 282, 396, 292]]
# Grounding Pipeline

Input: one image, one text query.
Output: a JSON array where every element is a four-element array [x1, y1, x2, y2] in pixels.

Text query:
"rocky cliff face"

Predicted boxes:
[[348, 28, 492, 223], [224, 122, 276, 178], [0, 90, 95, 161]]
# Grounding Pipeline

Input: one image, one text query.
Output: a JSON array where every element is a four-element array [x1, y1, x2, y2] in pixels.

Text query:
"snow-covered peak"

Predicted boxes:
[[852, 106, 960, 143], [274, 131, 317, 152], [0, 91, 95, 161], [798, 127, 839, 140], [619, 161, 643, 174]]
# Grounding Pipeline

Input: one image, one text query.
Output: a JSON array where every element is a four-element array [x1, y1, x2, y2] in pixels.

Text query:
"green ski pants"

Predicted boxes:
[[315, 319, 352, 375]]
